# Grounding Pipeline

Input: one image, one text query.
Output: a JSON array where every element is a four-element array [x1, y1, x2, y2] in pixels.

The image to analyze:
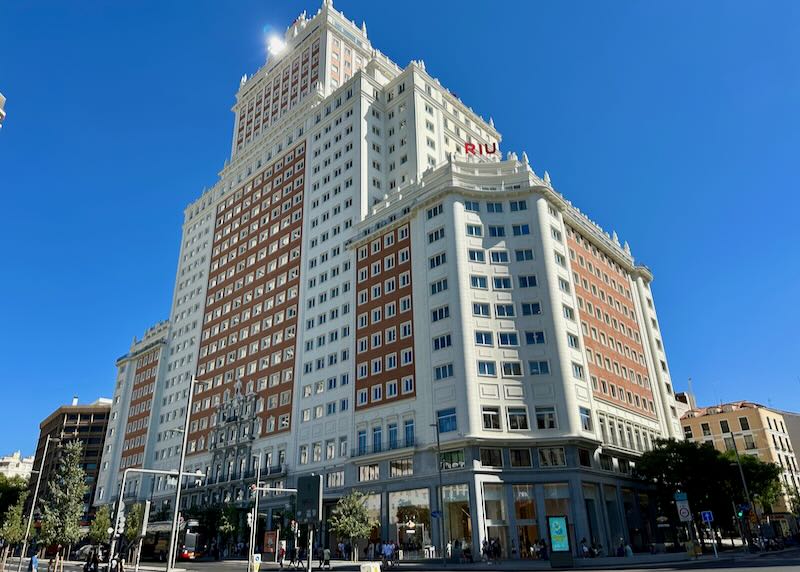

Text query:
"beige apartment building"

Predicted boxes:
[[681, 401, 799, 514]]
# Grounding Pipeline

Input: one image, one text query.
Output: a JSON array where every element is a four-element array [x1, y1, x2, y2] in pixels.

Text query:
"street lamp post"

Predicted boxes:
[[167, 377, 199, 572], [247, 456, 262, 572], [17, 436, 60, 572], [429, 423, 446, 566], [728, 432, 761, 544], [110, 467, 204, 568]]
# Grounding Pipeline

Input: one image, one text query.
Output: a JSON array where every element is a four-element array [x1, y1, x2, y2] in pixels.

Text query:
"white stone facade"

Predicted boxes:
[[98, 0, 682, 556]]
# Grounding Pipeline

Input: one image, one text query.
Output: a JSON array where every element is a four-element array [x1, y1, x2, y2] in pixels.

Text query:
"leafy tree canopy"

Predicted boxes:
[[39, 440, 88, 548], [328, 491, 377, 548]]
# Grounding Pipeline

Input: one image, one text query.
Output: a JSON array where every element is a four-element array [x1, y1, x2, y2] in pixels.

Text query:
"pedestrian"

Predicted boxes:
[[323, 547, 331, 570], [580, 538, 589, 558], [29, 554, 39, 572], [624, 542, 633, 558], [278, 546, 285, 568]]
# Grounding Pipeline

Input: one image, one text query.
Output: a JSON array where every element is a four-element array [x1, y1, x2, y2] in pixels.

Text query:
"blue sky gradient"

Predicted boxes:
[[2, 1, 799, 454]]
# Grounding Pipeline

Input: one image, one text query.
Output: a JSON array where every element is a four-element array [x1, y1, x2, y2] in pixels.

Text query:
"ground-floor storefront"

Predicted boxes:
[[254, 467, 655, 560]]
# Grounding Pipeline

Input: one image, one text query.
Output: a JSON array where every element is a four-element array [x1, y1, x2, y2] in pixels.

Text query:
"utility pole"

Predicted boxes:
[[167, 377, 199, 571], [429, 423, 446, 566], [729, 432, 761, 545], [17, 436, 60, 572], [248, 456, 262, 572]]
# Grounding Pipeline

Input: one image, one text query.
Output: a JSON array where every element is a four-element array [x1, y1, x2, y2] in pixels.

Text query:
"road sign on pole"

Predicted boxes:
[[701, 510, 713, 523], [674, 493, 692, 523]]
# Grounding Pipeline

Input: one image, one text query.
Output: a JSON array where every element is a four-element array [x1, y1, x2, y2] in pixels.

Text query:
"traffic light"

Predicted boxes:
[[114, 509, 126, 536]]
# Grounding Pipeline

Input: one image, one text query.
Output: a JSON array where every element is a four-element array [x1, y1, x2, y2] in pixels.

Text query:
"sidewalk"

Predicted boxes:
[[259, 552, 694, 571]]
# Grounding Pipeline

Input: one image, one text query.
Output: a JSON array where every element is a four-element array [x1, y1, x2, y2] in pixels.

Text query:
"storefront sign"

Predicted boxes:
[[464, 142, 497, 155], [548, 516, 570, 553]]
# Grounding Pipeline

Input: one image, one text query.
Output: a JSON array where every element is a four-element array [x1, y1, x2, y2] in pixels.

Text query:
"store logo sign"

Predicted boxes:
[[464, 142, 497, 155]]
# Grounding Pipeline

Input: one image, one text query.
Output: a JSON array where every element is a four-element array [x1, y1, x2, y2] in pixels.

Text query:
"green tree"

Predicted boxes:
[[218, 505, 240, 554], [87, 505, 111, 546], [0, 474, 28, 527], [722, 451, 783, 512], [0, 494, 28, 570], [328, 491, 377, 561], [39, 440, 87, 569]]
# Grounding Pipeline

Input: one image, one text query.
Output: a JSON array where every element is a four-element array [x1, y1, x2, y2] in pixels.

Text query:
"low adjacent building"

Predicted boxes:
[[0, 451, 34, 480], [681, 401, 799, 518], [29, 397, 111, 524]]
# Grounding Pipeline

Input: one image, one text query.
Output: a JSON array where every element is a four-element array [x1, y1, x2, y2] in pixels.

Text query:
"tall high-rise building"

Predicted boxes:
[[30, 397, 111, 524], [98, 0, 682, 556]]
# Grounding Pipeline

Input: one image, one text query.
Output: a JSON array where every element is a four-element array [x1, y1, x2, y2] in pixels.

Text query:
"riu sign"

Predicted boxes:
[[464, 142, 497, 155]]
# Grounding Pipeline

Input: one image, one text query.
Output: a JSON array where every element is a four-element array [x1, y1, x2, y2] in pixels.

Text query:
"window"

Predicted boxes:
[[572, 362, 585, 379], [430, 278, 448, 295], [567, 333, 580, 349], [428, 228, 445, 243], [578, 448, 592, 467], [429, 253, 447, 269], [466, 224, 483, 237], [487, 202, 503, 213], [475, 331, 493, 346], [473, 303, 490, 317], [433, 334, 452, 351], [470, 275, 488, 289], [518, 275, 537, 288], [434, 363, 454, 380], [426, 204, 443, 219], [739, 417, 751, 431], [507, 407, 530, 430], [744, 434, 756, 450], [390, 457, 413, 477], [358, 464, 380, 482], [720, 420, 731, 434], [528, 360, 550, 375], [482, 406, 501, 430], [525, 331, 546, 344], [468, 249, 486, 263], [535, 406, 557, 429], [464, 201, 480, 212], [488, 225, 506, 237], [515, 249, 534, 261], [562, 305, 575, 321], [490, 251, 509, 263], [404, 419, 415, 447], [480, 448, 503, 467], [521, 302, 541, 315], [701, 423, 711, 437], [683, 426, 693, 439], [502, 361, 522, 376], [493, 277, 512, 290], [579, 407, 593, 431], [510, 200, 527, 212], [510, 448, 532, 467], [512, 224, 530, 236], [440, 449, 465, 470], [477, 361, 497, 377], [431, 306, 450, 322], [498, 332, 519, 347], [437, 408, 457, 433], [538, 447, 566, 467]]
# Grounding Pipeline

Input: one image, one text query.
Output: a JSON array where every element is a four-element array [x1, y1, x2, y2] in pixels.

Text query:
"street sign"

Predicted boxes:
[[675, 494, 692, 523], [701, 510, 713, 523]]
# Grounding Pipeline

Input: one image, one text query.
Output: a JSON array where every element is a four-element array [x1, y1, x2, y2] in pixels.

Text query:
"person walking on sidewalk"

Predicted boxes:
[[322, 547, 331, 570]]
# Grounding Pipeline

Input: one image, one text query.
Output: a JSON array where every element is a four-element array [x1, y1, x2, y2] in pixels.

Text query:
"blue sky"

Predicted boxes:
[[2, 1, 799, 455]]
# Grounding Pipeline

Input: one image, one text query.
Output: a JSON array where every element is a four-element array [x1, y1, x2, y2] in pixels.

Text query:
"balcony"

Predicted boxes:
[[352, 438, 416, 458]]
